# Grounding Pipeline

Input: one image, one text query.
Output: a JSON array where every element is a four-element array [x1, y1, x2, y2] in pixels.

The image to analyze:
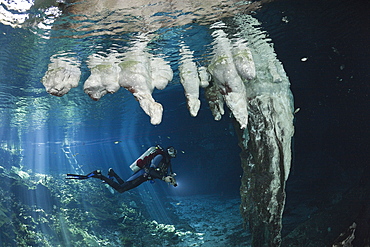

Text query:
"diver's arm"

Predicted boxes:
[[163, 161, 177, 186], [168, 162, 173, 175]]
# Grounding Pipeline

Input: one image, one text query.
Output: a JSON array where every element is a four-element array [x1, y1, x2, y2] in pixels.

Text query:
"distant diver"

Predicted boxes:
[[66, 145, 178, 193]]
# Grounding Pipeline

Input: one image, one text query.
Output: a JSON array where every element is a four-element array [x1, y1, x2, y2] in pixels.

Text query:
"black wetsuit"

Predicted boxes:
[[101, 152, 173, 193]]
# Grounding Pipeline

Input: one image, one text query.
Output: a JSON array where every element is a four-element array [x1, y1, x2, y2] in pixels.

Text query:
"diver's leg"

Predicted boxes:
[[119, 175, 147, 192], [99, 175, 127, 193], [108, 168, 124, 184], [100, 174, 147, 193]]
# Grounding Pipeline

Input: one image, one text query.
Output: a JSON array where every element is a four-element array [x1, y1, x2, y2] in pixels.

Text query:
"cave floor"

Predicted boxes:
[[167, 194, 251, 246]]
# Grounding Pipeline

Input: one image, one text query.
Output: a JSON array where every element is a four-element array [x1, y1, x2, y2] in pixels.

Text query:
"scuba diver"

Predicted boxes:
[[66, 145, 178, 193]]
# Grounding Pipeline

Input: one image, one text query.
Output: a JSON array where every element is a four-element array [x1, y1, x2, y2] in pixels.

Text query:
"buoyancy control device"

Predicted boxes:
[[129, 145, 163, 172]]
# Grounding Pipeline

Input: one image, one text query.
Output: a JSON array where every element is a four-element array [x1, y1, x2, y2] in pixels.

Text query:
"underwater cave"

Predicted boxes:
[[0, 0, 369, 246]]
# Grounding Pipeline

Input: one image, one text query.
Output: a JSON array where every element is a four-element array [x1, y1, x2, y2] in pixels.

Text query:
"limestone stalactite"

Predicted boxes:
[[42, 56, 81, 97], [235, 14, 294, 246]]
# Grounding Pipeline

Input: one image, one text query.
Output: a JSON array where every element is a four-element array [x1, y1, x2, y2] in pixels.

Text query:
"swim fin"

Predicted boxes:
[[66, 170, 102, 179], [65, 173, 89, 179]]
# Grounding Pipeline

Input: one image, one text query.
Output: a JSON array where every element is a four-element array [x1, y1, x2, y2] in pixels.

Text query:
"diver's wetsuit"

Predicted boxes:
[[100, 153, 173, 193]]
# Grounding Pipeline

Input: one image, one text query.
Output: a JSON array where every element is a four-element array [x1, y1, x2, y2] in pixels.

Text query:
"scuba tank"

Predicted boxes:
[[129, 145, 163, 172]]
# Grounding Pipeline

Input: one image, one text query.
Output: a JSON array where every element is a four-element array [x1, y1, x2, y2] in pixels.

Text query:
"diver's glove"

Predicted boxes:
[[163, 174, 177, 187]]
